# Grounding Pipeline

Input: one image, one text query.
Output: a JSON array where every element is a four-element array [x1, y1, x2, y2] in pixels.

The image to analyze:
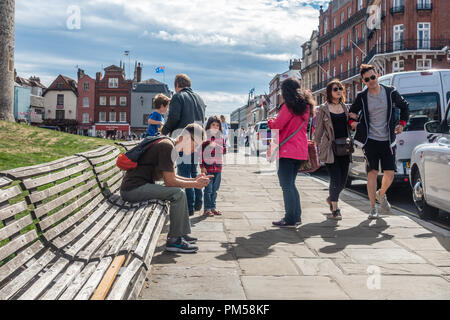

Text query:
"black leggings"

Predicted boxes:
[[326, 156, 350, 202]]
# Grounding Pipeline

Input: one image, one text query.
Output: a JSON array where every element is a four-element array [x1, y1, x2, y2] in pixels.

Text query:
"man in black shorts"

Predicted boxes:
[[349, 64, 409, 219]]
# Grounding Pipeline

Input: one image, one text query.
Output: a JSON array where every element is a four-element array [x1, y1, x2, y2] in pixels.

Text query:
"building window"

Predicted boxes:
[[356, 27, 359, 41], [109, 112, 116, 122], [82, 113, 89, 123], [120, 96, 127, 106], [100, 96, 106, 106], [340, 64, 343, 75], [393, 24, 404, 51], [143, 114, 150, 126], [341, 37, 344, 50], [119, 112, 127, 122], [341, 11, 345, 24], [57, 94, 64, 106], [56, 110, 65, 120], [417, 59, 432, 70], [348, 6, 352, 18], [348, 61, 351, 76], [99, 112, 106, 122], [108, 78, 119, 88], [358, 0, 363, 10], [392, 60, 404, 73], [417, 23, 431, 49], [333, 17, 336, 29], [57, 82, 63, 89], [355, 56, 359, 68], [333, 67, 336, 77], [83, 97, 89, 107], [394, 0, 404, 6], [324, 18, 328, 34], [110, 96, 117, 106], [83, 83, 90, 91], [347, 33, 351, 48]]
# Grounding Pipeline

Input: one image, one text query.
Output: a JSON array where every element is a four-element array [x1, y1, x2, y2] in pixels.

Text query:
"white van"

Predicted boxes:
[[348, 69, 450, 186]]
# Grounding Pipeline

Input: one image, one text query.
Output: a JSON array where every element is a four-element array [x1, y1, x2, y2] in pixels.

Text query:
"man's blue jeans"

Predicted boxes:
[[277, 157, 304, 224], [204, 172, 222, 210], [177, 152, 202, 212]]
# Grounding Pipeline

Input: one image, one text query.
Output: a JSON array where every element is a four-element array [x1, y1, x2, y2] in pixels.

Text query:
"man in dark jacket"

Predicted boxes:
[[162, 74, 206, 215], [349, 64, 409, 219]]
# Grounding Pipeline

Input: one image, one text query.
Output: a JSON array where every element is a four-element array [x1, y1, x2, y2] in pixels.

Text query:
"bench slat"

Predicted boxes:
[[29, 171, 95, 204], [0, 201, 28, 222], [58, 261, 98, 300], [91, 255, 125, 300], [52, 199, 109, 249], [0, 241, 44, 284], [38, 187, 101, 231], [89, 149, 121, 166], [64, 206, 119, 258], [127, 266, 147, 300], [0, 186, 22, 205], [109, 179, 122, 194], [92, 208, 135, 260], [0, 177, 12, 188], [106, 258, 143, 300], [119, 206, 152, 254], [2, 156, 82, 179], [74, 257, 112, 300], [105, 208, 142, 257], [0, 215, 33, 241], [143, 209, 168, 268], [40, 261, 85, 300], [0, 250, 55, 300], [95, 160, 117, 174], [97, 166, 120, 184], [77, 209, 125, 261], [18, 257, 69, 300], [0, 230, 38, 262], [23, 161, 91, 189], [34, 179, 97, 218], [134, 204, 163, 260], [77, 145, 116, 159]]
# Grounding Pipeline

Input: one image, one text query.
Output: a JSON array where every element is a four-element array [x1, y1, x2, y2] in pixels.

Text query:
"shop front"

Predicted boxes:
[[94, 123, 130, 140]]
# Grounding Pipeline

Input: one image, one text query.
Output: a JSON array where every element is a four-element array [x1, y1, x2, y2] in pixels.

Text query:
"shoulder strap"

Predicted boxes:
[[279, 118, 307, 147]]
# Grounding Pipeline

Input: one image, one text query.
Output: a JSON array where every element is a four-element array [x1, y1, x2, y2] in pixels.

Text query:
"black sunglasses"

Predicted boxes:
[[333, 87, 344, 92], [364, 75, 377, 82]]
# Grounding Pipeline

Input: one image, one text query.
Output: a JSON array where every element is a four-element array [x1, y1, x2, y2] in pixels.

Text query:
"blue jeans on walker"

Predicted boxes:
[[204, 172, 222, 210], [277, 157, 304, 224], [177, 152, 203, 212]]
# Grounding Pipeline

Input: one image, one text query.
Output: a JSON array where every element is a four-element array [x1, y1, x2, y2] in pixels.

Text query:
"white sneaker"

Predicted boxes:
[[368, 206, 379, 219], [376, 190, 392, 214]]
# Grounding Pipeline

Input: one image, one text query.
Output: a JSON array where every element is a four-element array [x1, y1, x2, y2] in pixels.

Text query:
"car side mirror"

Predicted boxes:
[[424, 120, 441, 134]]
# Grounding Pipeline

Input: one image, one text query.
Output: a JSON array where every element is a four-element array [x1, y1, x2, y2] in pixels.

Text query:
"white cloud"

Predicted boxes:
[[197, 91, 248, 118]]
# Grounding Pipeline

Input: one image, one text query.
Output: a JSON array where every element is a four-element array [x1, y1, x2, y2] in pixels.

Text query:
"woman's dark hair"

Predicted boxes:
[[281, 78, 315, 117], [205, 115, 223, 132], [326, 79, 346, 104]]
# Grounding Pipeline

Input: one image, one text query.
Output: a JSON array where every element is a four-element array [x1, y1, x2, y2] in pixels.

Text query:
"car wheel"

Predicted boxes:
[[412, 170, 438, 219]]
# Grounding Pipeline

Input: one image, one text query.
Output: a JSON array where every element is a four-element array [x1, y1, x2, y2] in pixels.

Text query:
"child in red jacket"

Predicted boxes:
[[201, 116, 227, 217]]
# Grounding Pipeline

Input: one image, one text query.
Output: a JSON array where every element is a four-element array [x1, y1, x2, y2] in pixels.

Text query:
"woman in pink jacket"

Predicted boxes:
[[268, 78, 315, 227]]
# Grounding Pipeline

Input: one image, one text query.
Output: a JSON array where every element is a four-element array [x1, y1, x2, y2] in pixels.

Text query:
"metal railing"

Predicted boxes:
[[390, 5, 405, 14], [417, 3, 433, 10]]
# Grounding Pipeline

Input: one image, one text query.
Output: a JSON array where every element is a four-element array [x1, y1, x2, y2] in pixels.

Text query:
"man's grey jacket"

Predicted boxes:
[[161, 87, 206, 136]]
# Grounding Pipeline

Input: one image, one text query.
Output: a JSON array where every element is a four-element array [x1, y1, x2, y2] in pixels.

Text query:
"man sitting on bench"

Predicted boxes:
[[120, 123, 212, 253]]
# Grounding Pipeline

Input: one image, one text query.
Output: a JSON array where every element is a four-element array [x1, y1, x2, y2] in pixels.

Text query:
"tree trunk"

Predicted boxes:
[[0, 0, 15, 122]]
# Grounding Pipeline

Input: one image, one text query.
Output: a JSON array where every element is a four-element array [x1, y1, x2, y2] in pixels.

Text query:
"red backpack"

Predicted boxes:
[[116, 136, 171, 171]]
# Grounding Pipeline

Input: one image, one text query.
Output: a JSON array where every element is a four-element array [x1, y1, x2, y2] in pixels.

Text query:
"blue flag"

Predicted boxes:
[[155, 66, 165, 74]]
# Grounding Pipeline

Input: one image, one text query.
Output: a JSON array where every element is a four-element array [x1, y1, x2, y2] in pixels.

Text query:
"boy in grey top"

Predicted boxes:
[[367, 85, 389, 141]]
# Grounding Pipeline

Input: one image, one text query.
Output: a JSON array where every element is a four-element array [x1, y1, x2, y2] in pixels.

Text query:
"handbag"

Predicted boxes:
[[298, 119, 320, 173], [267, 119, 307, 163], [332, 137, 354, 156]]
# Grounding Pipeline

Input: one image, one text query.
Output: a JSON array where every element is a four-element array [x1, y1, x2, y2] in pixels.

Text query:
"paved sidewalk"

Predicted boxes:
[[139, 152, 450, 300]]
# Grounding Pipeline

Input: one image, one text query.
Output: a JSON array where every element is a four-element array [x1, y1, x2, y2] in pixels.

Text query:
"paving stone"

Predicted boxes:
[[238, 257, 299, 276], [394, 237, 450, 251], [191, 221, 224, 232], [336, 262, 444, 276], [142, 274, 246, 300], [343, 248, 427, 264], [439, 267, 450, 275], [333, 275, 450, 299], [151, 252, 237, 269], [292, 258, 343, 275], [415, 250, 450, 267], [191, 231, 229, 242], [241, 276, 349, 300]]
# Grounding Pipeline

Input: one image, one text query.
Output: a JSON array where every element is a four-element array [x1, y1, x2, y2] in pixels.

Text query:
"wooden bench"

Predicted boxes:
[[0, 145, 168, 300]]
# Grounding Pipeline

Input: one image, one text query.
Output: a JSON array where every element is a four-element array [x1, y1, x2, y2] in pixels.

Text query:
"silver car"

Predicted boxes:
[[410, 102, 450, 219]]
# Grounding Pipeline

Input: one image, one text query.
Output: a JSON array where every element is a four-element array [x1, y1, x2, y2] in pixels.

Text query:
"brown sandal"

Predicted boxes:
[[212, 209, 222, 216], [204, 210, 214, 217]]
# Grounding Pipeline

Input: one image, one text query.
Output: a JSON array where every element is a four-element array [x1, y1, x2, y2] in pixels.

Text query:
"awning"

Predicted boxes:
[[94, 123, 130, 132]]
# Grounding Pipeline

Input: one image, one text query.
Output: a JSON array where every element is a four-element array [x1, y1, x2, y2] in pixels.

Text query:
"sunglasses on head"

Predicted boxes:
[[364, 75, 377, 82], [333, 87, 344, 92]]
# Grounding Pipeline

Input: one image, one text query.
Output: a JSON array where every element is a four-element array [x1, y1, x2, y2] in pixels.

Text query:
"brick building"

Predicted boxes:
[[76, 69, 96, 136], [312, 0, 450, 104], [301, 30, 320, 103], [94, 64, 132, 138]]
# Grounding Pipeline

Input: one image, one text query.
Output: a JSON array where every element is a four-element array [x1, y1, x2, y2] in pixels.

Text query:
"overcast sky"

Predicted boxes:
[[15, 0, 328, 119]]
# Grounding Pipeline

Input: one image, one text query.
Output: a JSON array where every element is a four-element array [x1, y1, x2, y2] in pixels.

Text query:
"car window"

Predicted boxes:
[[379, 77, 392, 87], [444, 104, 450, 134], [446, 91, 450, 105], [402, 93, 441, 131]]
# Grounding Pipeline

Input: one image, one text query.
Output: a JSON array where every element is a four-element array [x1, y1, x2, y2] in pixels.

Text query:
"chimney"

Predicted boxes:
[[96, 72, 102, 81], [14, 68, 17, 80], [136, 62, 142, 83], [77, 68, 85, 80], [289, 59, 301, 70]]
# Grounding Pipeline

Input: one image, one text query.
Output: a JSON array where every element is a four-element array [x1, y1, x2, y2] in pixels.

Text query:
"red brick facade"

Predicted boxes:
[[313, 0, 450, 104], [77, 71, 95, 135]]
